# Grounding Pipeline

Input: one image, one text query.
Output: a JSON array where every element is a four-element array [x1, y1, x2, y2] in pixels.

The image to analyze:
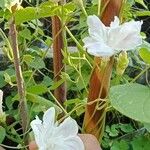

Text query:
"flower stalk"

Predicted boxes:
[[83, 0, 123, 141]]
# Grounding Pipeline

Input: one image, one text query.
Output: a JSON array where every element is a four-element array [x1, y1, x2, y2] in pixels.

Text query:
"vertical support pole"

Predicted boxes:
[[9, 18, 28, 143], [52, 16, 66, 105]]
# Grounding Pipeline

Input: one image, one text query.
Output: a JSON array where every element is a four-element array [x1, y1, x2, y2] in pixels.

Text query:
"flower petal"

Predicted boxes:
[[108, 20, 143, 50], [83, 36, 114, 57], [56, 117, 78, 137], [87, 15, 107, 41], [30, 116, 45, 149], [63, 136, 84, 150], [110, 16, 120, 28], [52, 136, 84, 150], [43, 107, 55, 129]]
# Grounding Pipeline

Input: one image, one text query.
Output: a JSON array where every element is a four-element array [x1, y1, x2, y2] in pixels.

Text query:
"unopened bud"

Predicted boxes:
[[116, 51, 129, 76]]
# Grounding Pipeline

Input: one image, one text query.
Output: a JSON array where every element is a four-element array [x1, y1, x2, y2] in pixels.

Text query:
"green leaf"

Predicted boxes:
[[49, 79, 65, 90], [0, 72, 6, 88], [29, 57, 45, 69], [0, 0, 5, 10], [64, 98, 83, 105], [136, 11, 150, 16], [4, 72, 14, 86], [0, 126, 6, 144], [109, 125, 119, 137], [63, 2, 76, 14], [19, 28, 32, 40], [5, 96, 13, 109], [15, 2, 57, 25], [27, 84, 48, 95], [22, 54, 34, 64], [110, 83, 150, 123], [64, 98, 86, 116], [14, 2, 75, 25], [26, 92, 56, 109], [41, 76, 53, 87], [131, 136, 150, 150], [111, 140, 129, 150], [119, 124, 134, 133], [139, 48, 150, 64], [135, 0, 147, 9], [15, 7, 36, 25], [106, 125, 119, 137], [144, 123, 150, 132]]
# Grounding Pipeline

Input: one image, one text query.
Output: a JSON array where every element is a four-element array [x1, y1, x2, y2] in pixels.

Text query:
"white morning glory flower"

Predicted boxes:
[[83, 15, 143, 57], [30, 107, 84, 150]]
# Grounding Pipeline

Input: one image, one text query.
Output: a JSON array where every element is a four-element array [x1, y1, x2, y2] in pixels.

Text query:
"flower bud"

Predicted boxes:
[[116, 51, 129, 76]]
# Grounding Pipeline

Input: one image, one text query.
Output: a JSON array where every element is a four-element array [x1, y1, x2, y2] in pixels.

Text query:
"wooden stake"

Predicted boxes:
[[52, 16, 66, 105], [9, 18, 28, 142]]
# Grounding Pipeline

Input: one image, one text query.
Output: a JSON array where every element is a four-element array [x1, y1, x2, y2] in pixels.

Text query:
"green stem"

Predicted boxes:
[[65, 26, 93, 63], [100, 0, 110, 16], [131, 65, 150, 83], [81, 7, 88, 17], [48, 90, 68, 115], [98, 0, 102, 16], [65, 26, 83, 51], [73, 66, 88, 93], [0, 143, 28, 150]]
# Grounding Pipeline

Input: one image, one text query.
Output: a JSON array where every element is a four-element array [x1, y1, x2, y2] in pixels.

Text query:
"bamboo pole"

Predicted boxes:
[[83, 0, 123, 140]]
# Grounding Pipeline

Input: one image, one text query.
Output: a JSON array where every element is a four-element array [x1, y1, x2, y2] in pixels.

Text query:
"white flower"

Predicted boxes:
[[30, 107, 84, 150], [83, 15, 143, 57]]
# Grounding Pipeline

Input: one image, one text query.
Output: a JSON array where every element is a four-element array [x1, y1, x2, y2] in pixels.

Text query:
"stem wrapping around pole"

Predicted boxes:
[[83, 0, 123, 141]]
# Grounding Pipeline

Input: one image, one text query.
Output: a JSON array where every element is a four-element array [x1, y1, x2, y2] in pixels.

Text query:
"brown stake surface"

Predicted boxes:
[[9, 18, 28, 142], [52, 16, 66, 105]]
